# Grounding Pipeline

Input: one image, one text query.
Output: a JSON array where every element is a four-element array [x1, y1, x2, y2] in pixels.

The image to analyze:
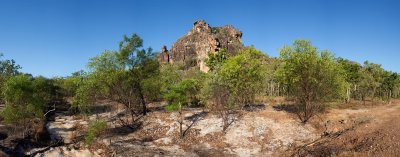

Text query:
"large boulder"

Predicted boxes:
[[159, 19, 243, 72]]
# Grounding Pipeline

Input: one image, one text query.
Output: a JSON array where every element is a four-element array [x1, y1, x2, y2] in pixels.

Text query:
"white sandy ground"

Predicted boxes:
[[40, 105, 329, 157]]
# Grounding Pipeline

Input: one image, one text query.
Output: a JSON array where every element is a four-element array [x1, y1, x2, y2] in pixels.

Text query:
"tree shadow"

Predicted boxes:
[[194, 147, 232, 157], [106, 122, 143, 137], [147, 105, 167, 113], [0, 145, 13, 157], [184, 111, 208, 122], [0, 132, 7, 144], [272, 104, 299, 113], [183, 111, 208, 137], [222, 110, 244, 133], [243, 103, 267, 112], [90, 105, 112, 115]]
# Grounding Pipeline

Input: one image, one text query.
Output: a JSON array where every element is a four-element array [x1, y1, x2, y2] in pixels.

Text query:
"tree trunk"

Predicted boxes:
[[372, 87, 377, 102], [140, 92, 146, 116], [277, 84, 280, 96], [179, 102, 183, 138], [346, 87, 351, 103], [362, 94, 366, 105], [222, 110, 229, 132], [223, 118, 228, 132], [135, 82, 147, 116], [270, 82, 274, 96]]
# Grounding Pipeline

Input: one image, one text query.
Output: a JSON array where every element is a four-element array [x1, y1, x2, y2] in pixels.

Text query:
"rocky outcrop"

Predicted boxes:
[[158, 46, 169, 63], [159, 20, 243, 72]]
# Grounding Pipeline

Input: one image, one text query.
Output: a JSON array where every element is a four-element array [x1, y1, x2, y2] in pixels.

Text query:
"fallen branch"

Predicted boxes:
[[44, 104, 56, 117]]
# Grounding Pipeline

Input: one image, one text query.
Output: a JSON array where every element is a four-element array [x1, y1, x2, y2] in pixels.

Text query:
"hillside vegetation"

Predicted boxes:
[[0, 27, 399, 157]]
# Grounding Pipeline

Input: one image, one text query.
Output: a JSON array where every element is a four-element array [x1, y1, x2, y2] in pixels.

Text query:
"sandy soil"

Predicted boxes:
[[291, 100, 400, 157]]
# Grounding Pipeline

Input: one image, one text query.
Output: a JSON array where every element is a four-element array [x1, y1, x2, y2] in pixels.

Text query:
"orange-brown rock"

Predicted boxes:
[[159, 20, 243, 72]]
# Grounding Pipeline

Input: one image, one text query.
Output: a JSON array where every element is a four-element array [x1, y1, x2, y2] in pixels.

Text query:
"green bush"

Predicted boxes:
[[85, 119, 107, 145], [276, 40, 348, 123], [1, 75, 52, 124], [202, 47, 267, 109], [72, 73, 102, 114]]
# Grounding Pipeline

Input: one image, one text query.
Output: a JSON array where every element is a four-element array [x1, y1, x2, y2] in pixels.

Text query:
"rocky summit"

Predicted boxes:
[[158, 20, 244, 72]]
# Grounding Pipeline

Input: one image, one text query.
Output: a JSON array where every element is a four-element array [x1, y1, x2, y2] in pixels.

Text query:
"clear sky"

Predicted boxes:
[[0, 0, 399, 77]]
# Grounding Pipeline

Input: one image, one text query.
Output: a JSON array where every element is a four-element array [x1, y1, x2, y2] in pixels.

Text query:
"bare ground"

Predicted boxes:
[[290, 100, 400, 157], [7, 99, 400, 157]]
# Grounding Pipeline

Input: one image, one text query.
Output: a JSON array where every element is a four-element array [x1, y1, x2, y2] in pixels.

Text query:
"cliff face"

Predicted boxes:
[[159, 20, 244, 72]]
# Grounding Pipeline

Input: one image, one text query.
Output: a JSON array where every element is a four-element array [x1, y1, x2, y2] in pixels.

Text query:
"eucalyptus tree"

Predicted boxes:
[[277, 40, 347, 123], [337, 58, 362, 101], [203, 47, 267, 131], [0, 53, 21, 101], [73, 34, 160, 128]]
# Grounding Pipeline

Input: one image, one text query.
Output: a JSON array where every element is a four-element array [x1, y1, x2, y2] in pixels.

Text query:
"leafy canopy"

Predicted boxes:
[[1, 75, 58, 124], [202, 47, 268, 109], [276, 40, 348, 122]]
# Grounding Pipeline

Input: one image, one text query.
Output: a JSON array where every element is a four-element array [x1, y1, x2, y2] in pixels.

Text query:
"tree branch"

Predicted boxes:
[[44, 104, 56, 117]]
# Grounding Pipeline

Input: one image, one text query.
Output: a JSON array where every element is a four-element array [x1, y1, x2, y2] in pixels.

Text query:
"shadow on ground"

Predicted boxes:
[[243, 103, 267, 112], [273, 104, 299, 113], [106, 122, 143, 137]]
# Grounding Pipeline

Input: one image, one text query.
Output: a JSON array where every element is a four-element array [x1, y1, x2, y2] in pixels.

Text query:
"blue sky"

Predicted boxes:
[[0, 0, 399, 77]]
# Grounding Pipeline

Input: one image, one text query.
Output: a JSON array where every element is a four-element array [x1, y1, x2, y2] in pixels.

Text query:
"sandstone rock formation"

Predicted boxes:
[[159, 20, 244, 72]]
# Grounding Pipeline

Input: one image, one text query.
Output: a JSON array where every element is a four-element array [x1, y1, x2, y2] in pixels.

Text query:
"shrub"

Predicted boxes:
[[85, 119, 107, 145], [1, 75, 47, 124]]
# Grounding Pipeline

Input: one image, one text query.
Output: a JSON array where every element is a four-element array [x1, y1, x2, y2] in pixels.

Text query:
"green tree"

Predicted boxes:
[[116, 34, 160, 115], [55, 70, 87, 98], [380, 71, 398, 102], [263, 57, 281, 97], [164, 79, 200, 138], [205, 49, 229, 71], [202, 47, 267, 131], [159, 63, 184, 94], [0, 53, 21, 77], [337, 58, 362, 102], [74, 34, 160, 128], [34, 76, 60, 101], [358, 61, 385, 103], [0, 53, 21, 102], [218, 47, 267, 106], [365, 61, 385, 100], [358, 68, 374, 103], [72, 74, 99, 114], [201, 72, 232, 132], [1, 75, 59, 137], [2, 75, 39, 125], [393, 73, 400, 98], [277, 40, 347, 123]]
